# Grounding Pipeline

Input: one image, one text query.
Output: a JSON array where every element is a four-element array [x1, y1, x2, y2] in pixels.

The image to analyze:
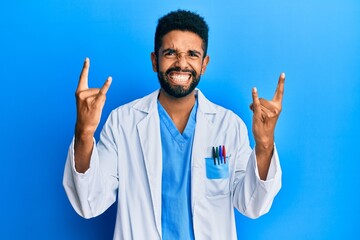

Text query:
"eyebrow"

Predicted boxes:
[[161, 48, 202, 56], [189, 50, 202, 56], [161, 48, 176, 54]]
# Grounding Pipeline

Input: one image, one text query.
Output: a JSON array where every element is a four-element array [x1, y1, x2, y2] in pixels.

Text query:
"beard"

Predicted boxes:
[[157, 66, 201, 98]]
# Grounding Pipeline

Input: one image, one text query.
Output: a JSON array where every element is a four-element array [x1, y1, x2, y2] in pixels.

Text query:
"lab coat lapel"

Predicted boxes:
[[191, 90, 216, 210], [134, 90, 162, 237]]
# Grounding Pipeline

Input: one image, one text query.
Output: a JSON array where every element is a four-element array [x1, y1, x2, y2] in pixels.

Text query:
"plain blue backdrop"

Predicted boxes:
[[1, 0, 359, 239]]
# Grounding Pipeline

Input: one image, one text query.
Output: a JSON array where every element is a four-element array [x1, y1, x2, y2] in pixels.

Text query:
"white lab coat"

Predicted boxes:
[[63, 89, 281, 240]]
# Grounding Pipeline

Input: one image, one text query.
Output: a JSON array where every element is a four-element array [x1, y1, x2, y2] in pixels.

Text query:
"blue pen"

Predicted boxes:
[[219, 145, 222, 164]]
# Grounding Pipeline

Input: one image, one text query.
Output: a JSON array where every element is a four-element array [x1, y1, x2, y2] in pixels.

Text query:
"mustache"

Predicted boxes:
[[165, 67, 196, 77]]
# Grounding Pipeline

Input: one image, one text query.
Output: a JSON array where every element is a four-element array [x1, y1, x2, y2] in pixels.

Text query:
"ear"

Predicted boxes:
[[200, 55, 210, 75], [151, 52, 158, 72]]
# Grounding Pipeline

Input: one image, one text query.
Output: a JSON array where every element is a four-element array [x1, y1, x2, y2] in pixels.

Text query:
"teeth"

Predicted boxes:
[[170, 74, 189, 82]]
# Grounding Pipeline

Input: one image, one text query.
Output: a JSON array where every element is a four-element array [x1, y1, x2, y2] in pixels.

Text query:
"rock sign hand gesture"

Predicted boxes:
[[250, 73, 285, 180], [74, 58, 112, 172]]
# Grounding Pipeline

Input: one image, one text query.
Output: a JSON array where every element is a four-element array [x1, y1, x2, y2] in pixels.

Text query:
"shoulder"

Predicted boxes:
[[112, 90, 159, 115], [105, 89, 160, 125], [197, 89, 246, 127]]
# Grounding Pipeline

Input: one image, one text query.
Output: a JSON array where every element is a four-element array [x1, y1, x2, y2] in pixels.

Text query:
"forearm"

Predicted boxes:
[[255, 141, 274, 180], [74, 127, 94, 173]]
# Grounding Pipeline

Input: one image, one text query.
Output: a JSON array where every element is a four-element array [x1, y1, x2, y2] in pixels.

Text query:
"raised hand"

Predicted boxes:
[[250, 73, 285, 179], [74, 58, 112, 173], [75, 58, 112, 136]]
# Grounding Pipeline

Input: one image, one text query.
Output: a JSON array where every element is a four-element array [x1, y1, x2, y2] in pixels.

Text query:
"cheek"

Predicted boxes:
[[194, 63, 205, 75], [157, 60, 172, 73]]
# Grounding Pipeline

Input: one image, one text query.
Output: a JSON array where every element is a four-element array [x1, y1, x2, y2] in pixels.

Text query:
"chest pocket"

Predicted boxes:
[[204, 157, 230, 197]]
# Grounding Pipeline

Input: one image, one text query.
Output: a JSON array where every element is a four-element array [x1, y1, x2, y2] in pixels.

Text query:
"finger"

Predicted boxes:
[[77, 58, 90, 92], [85, 95, 97, 106], [273, 72, 285, 102], [77, 89, 101, 100], [99, 76, 112, 96], [260, 106, 277, 119], [94, 78, 111, 108], [251, 87, 261, 115], [259, 98, 281, 115]]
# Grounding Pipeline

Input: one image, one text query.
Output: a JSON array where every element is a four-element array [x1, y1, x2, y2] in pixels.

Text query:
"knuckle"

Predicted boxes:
[[75, 91, 82, 100], [86, 97, 94, 105], [253, 102, 260, 108], [77, 91, 86, 100], [98, 90, 105, 97], [98, 94, 106, 102], [273, 106, 282, 115]]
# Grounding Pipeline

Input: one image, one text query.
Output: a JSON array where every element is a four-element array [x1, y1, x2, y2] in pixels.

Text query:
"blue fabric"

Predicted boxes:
[[158, 99, 198, 240], [205, 157, 229, 179]]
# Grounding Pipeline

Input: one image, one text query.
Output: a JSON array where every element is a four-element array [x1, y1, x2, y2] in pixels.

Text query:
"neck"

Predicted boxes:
[[158, 89, 196, 133]]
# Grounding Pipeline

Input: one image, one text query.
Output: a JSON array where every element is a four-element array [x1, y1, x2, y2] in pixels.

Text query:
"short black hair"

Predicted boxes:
[[154, 10, 209, 58]]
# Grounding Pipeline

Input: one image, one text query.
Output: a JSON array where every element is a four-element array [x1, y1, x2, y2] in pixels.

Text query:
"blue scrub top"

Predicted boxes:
[[158, 99, 198, 240]]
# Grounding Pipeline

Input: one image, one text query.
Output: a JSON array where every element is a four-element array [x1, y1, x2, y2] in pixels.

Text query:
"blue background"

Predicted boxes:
[[1, 0, 359, 239]]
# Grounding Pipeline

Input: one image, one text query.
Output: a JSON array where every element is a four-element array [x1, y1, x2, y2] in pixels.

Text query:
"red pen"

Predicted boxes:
[[222, 145, 226, 164]]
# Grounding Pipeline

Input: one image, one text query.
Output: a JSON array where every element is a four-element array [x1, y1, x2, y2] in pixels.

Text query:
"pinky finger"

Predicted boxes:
[[99, 77, 112, 96]]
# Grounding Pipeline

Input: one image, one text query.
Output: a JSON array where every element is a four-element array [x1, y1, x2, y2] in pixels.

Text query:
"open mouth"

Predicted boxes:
[[167, 72, 192, 85]]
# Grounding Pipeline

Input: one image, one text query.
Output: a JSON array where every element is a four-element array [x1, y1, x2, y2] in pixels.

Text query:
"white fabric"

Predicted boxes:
[[63, 89, 282, 240]]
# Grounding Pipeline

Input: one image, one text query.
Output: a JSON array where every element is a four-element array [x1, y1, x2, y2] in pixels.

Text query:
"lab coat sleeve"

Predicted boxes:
[[232, 120, 282, 219], [63, 113, 119, 219]]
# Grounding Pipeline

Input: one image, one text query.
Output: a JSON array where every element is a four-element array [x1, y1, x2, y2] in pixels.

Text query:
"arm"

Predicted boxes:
[[251, 73, 285, 180], [63, 125, 118, 218], [74, 58, 112, 173], [232, 119, 282, 219], [63, 58, 117, 218]]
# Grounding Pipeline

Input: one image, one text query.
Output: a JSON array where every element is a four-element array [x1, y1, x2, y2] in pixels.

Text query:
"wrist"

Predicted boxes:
[[75, 124, 95, 143]]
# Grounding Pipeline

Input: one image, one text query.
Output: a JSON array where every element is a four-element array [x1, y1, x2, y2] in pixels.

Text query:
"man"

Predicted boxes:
[[63, 10, 284, 240]]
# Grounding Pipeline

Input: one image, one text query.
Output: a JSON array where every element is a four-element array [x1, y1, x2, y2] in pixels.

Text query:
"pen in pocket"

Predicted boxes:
[[223, 145, 226, 164], [212, 147, 216, 165], [212, 145, 227, 165]]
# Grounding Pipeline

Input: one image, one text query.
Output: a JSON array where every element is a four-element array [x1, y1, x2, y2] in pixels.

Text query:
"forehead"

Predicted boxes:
[[160, 30, 203, 52]]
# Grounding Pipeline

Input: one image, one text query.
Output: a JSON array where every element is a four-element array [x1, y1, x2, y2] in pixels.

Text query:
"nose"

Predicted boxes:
[[175, 52, 188, 68]]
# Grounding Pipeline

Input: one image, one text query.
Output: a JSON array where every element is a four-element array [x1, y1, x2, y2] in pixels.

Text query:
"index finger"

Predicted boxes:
[[251, 87, 261, 115], [77, 58, 90, 92], [273, 72, 285, 102]]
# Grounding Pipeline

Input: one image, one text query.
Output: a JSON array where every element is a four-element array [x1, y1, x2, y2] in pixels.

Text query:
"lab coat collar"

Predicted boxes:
[[132, 89, 160, 114], [132, 88, 217, 115], [196, 89, 217, 115]]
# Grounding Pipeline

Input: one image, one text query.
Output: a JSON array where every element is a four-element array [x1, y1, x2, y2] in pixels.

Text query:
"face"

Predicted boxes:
[[151, 30, 210, 98]]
